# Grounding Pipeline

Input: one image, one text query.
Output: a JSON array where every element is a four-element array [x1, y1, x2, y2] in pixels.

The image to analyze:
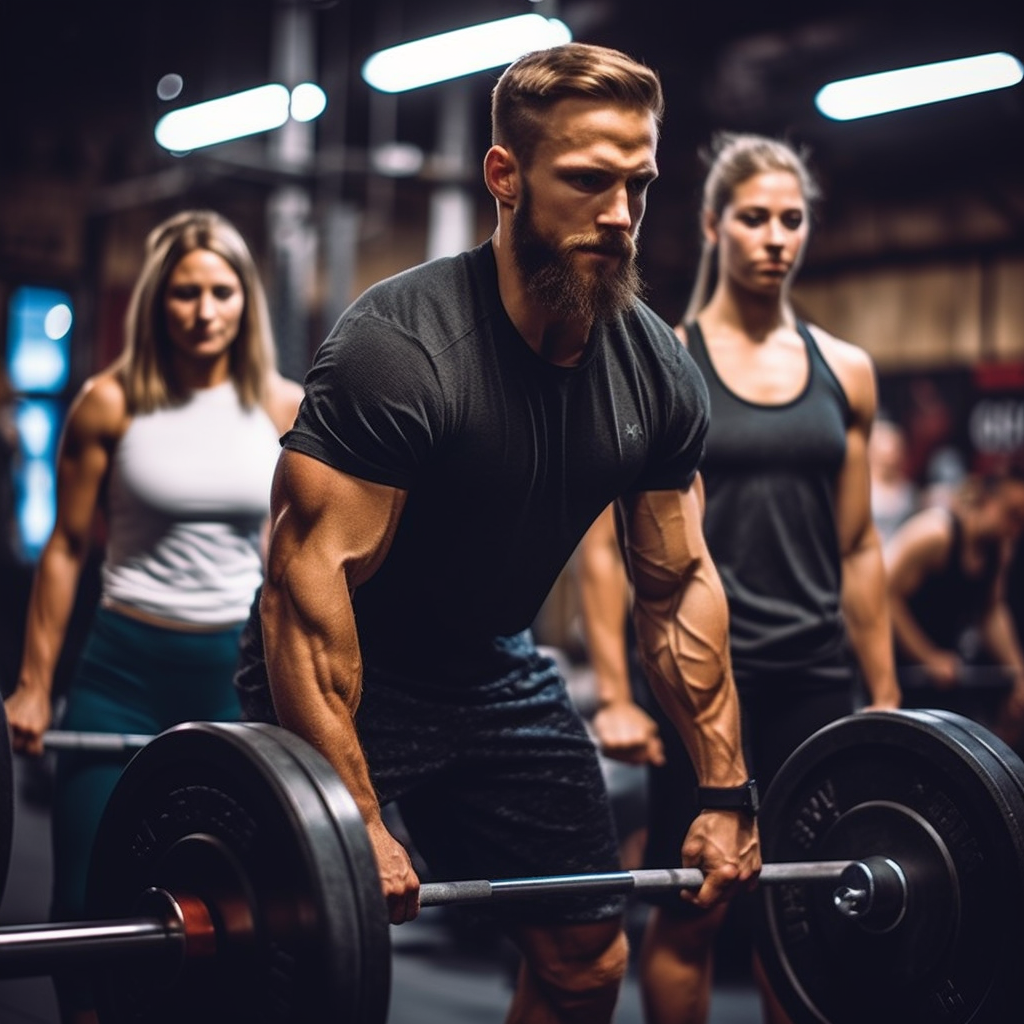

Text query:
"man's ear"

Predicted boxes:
[[484, 145, 519, 206]]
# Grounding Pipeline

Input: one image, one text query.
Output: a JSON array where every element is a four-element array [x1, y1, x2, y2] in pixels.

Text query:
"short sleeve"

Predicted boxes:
[[283, 312, 444, 489], [630, 338, 710, 493]]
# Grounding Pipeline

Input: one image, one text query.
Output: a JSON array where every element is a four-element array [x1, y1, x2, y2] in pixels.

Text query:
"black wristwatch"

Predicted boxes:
[[695, 780, 759, 817]]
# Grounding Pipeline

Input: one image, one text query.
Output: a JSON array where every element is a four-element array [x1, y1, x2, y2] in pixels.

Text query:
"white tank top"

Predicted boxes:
[[102, 381, 281, 625]]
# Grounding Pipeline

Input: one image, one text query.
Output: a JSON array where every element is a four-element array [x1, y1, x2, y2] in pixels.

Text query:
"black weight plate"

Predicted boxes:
[[242, 723, 391, 1024], [86, 720, 386, 1024], [756, 709, 1024, 1024], [913, 708, 1024, 806], [0, 697, 13, 904]]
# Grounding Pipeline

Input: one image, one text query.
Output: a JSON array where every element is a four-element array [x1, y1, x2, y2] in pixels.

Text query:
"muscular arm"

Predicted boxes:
[[260, 449, 418, 920], [576, 504, 664, 765], [884, 508, 960, 682], [619, 480, 759, 904], [979, 552, 1024, 675], [985, 551, 1024, 745], [830, 344, 901, 708], [6, 375, 122, 753]]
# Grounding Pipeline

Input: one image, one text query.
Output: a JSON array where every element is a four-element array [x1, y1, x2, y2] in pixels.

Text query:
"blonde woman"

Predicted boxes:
[[582, 133, 901, 1024], [4, 209, 302, 1024]]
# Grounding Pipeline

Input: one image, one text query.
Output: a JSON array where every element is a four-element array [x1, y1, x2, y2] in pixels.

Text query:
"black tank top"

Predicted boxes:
[[901, 512, 1000, 658], [685, 321, 850, 672]]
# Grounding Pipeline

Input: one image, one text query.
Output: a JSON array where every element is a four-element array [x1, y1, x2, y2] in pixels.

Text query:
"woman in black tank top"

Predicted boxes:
[[886, 470, 1024, 738], [578, 132, 901, 1024]]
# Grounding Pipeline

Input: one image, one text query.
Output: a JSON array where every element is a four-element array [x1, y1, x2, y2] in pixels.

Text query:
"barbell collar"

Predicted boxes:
[[831, 857, 908, 932], [419, 860, 854, 907]]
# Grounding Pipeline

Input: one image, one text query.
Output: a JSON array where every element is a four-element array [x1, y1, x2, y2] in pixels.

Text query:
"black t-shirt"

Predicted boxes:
[[284, 241, 708, 678]]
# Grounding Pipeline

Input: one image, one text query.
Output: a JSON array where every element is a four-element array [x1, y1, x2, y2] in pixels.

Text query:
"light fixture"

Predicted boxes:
[[370, 142, 426, 177], [361, 13, 572, 94], [815, 51, 1024, 121], [154, 83, 327, 153], [290, 82, 328, 123]]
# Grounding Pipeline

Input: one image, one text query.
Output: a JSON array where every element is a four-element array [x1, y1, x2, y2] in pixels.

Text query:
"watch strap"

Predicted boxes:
[[695, 780, 759, 816]]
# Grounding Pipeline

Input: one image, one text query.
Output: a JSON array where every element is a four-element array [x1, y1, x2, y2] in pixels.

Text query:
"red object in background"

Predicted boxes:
[[968, 363, 1024, 476]]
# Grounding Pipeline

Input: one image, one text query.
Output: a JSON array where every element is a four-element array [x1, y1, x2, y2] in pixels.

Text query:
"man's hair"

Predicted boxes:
[[491, 42, 664, 167]]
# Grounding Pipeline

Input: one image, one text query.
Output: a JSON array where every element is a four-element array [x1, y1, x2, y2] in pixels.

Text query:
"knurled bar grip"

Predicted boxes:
[[419, 861, 852, 907], [40, 732, 154, 752]]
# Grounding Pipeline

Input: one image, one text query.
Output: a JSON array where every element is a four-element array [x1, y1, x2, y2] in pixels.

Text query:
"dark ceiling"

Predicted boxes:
[[4, 0, 1020, 187], [1, 0, 1022, 316]]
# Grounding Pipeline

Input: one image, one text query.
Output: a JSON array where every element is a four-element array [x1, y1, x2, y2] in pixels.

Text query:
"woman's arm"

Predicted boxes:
[[6, 374, 126, 752]]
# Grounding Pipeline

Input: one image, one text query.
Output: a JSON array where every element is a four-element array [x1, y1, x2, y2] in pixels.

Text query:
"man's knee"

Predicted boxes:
[[646, 902, 728, 960], [519, 919, 630, 1000]]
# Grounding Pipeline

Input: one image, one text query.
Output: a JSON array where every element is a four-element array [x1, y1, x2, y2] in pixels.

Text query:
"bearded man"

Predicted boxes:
[[234, 42, 759, 1024]]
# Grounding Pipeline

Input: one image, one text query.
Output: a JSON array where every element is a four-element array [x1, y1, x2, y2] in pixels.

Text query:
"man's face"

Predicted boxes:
[[509, 98, 659, 322]]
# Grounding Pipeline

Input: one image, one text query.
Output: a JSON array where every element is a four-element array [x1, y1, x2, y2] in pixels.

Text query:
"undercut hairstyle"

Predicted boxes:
[[116, 209, 278, 414], [683, 132, 821, 324], [491, 42, 664, 169]]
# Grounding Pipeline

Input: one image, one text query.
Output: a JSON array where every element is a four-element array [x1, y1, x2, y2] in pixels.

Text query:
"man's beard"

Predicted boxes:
[[510, 188, 645, 323]]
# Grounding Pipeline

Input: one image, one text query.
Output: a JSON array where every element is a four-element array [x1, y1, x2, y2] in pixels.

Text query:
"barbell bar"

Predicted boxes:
[[419, 859, 852, 907], [40, 730, 154, 752], [0, 859, 865, 978], [1, 707, 1023, 1023]]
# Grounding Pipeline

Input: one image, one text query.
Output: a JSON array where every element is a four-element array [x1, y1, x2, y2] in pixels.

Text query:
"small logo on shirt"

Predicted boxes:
[[624, 423, 644, 442]]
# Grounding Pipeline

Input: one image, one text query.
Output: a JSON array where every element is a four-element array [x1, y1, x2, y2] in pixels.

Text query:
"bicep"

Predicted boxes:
[[261, 451, 406, 714], [834, 352, 879, 559], [265, 449, 406, 597], [50, 392, 117, 552], [885, 515, 948, 597]]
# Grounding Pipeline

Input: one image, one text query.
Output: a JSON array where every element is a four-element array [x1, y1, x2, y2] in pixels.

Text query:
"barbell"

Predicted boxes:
[[1, 706, 1023, 1024]]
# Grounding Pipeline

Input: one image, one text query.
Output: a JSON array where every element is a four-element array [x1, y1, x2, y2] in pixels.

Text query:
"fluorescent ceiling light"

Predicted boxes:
[[815, 51, 1024, 121], [371, 142, 426, 177], [155, 83, 326, 152], [362, 13, 572, 93], [290, 82, 328, 123]]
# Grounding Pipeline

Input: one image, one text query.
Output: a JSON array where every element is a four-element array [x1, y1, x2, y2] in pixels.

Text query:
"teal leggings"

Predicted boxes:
[[51, 606, 243, 1016]]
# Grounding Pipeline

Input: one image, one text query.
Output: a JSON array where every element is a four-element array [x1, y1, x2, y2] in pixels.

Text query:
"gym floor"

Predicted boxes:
[[0, 679, 763, 1024]]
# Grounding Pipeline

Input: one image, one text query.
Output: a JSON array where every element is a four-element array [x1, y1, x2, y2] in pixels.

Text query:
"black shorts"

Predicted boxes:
[[234, 600, 624, 924], [638, 655, 855, 915], [358, 633, 625, 925]]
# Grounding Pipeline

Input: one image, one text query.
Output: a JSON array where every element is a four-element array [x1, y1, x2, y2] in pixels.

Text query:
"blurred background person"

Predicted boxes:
[[886, 465, 1024, 747], [3, 209, 303, 1024], [869, 416, 919, 542]]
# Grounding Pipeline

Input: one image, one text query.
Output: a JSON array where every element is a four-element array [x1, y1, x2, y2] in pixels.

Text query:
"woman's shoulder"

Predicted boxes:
[[68, 369, 130, 438], [804, 322, 877, 416], [805, 322, 872, 371], [262, 372, 305, 435]]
